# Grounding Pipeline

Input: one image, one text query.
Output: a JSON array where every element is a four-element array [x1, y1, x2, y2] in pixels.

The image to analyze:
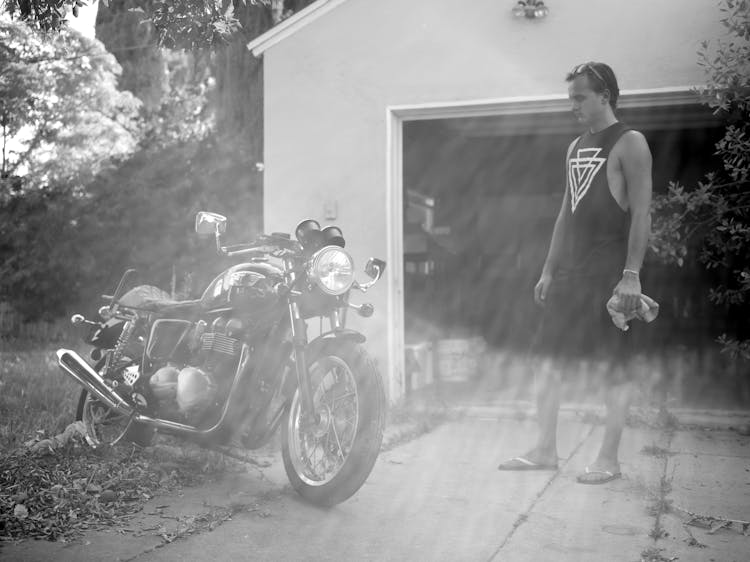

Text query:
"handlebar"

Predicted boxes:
[[218, 234, 302, 258], [220, 246, 269, 258]]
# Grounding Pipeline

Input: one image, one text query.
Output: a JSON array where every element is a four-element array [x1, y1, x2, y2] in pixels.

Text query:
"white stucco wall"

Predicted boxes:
[[257, 0, 727, 402]]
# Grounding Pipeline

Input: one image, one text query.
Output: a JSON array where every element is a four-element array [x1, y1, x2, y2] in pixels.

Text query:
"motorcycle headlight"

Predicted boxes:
[[307, 246, 354, 295]]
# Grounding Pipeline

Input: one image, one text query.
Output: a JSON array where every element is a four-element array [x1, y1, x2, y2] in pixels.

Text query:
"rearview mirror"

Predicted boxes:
[[365, 258, 386, 280], [195, 212, 227, 236]]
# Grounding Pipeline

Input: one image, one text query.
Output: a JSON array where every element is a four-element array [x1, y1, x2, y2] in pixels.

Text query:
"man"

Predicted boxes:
[[497, 62, 653, 484]]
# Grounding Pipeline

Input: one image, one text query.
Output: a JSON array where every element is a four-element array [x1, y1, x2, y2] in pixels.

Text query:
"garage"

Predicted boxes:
[[401, 100, 723, 388], [248, 0, 727, 401]]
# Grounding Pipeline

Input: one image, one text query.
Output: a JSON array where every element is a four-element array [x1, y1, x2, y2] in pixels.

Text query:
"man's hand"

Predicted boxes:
[[534, 273, 553, 306], [613, 271, 641, 312]]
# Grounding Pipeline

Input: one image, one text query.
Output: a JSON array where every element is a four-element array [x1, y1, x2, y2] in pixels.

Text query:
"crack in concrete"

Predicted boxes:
[[641, 427, 677, 561], [487, 424, 596, 561], [122, 490, 283, 561]]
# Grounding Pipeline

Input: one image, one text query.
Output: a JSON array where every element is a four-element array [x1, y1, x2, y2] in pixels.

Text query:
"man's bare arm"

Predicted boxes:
[[542, 190, 570, 277], [535, 139, 576, 305], [614, 131, 653, 309], [622, 131, 653, 272]]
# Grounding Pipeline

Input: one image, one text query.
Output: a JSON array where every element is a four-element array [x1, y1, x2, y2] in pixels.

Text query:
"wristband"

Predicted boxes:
[[623, 269, 640, 277]]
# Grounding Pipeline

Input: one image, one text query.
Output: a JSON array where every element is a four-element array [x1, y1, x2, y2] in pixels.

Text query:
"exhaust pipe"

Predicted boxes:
[[56, 344, 253, 440], [56, 349, 199, 434], [56, 349, 134, 416]]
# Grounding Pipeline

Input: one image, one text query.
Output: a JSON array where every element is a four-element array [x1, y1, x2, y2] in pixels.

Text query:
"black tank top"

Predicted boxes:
[[562, 122, 630, 277]]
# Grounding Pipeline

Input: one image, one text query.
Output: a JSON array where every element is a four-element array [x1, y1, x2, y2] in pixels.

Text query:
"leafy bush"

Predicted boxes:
[[651, 0, 750, 360]]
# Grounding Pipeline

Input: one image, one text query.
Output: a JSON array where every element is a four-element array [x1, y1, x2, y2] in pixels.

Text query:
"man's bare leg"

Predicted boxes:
[[529, 362, 562, 465], [498, 358, 561, 469], [578, 376, 633, 483]]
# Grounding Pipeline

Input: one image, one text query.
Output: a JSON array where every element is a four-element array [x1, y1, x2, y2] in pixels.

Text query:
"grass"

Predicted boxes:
[[0, 342, 84, 451]]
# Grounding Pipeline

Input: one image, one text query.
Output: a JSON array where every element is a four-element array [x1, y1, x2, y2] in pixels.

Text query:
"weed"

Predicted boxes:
[[646, 466, 675, 546]]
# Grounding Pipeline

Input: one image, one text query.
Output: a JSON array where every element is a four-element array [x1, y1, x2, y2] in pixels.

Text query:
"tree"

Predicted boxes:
[[71, 136, 265, 306], [651, 0, 750, 359], [4, 1, 282, 44], [0, 187, 83, 320], [0, 16, 142, 319], [0, 0, 315, 320], [2, 0, 80, 31], [0, 16, 142, 189], [2, 1, 315, 140]]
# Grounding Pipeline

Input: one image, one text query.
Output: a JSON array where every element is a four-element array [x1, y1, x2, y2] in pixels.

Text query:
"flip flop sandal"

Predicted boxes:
[[497, 456, 558, 471], [576, 467, 622, 484]]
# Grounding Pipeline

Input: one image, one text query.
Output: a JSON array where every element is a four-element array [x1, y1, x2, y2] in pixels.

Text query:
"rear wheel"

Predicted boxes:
[[281, 340, 386, 507], [75, 357, 154, 448], [76, 389, 154, 448]]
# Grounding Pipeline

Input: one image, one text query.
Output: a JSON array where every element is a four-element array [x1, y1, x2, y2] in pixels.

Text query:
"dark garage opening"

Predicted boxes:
[[401, 103, 736, 401]]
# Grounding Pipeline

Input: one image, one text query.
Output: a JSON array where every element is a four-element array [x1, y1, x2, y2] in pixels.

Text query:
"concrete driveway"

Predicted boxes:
[[4, 387, 750, 562]]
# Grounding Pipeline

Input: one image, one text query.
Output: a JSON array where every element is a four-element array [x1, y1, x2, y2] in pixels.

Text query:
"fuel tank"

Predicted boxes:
[[200, 262, 283, 311]]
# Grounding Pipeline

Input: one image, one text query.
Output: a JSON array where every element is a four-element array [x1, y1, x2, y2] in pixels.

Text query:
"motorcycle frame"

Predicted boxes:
[[60, 220, 382, 448], [97, 274, 358, 442]]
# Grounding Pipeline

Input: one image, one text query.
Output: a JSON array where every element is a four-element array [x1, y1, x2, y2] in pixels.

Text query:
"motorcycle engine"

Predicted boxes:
[[148, 317, 244, 422]]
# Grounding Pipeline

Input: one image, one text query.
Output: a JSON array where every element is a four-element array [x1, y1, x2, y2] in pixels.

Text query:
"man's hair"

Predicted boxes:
[[566, 62, 620, 110]]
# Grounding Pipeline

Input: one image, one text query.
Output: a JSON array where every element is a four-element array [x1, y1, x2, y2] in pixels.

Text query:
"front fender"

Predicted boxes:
[[305, 329, 366, 359]]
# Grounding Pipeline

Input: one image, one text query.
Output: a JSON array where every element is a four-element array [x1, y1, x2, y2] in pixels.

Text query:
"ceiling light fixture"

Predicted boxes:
[[512, 0, 549, 19]]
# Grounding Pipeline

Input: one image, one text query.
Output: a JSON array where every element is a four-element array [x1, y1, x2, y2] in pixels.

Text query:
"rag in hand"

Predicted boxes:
[[606, 293, 659, 332]]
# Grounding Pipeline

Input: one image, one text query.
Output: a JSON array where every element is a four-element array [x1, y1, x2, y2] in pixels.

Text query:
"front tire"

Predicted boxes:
[[281, 340, 386, 507]]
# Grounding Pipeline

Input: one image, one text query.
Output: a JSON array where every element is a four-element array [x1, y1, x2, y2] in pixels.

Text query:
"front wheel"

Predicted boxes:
[[281, 340, 386, 507]]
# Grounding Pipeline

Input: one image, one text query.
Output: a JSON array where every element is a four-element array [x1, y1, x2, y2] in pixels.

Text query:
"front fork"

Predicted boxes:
[[285, 263, 348, 423], [285, 259, 318, 422], [288, 300, 316, 422]]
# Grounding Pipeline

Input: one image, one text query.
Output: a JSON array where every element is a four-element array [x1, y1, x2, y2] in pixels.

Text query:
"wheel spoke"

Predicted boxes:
[[329, 421, 345, 460], [329, 390, 356, 406]]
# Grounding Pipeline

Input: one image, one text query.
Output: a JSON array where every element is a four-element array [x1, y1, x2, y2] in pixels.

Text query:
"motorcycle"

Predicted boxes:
[[56, 212, 387, 507]]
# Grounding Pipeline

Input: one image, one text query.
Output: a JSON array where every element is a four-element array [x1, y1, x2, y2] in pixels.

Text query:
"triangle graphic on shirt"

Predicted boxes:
[[568, 147, 606, 213]]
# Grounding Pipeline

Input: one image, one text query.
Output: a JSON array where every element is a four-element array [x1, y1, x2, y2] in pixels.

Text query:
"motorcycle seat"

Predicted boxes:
[[129, 298, 205, 316]]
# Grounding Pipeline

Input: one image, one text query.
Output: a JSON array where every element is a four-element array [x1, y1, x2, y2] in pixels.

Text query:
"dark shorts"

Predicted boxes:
[[531, 271, 635, 367]]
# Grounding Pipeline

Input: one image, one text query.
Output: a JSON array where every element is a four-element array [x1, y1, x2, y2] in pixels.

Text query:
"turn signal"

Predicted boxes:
[[357, 303, 374, 318]]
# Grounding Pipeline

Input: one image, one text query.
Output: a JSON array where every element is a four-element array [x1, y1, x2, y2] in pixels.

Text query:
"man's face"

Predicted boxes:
[[568, 75, 608, 126]]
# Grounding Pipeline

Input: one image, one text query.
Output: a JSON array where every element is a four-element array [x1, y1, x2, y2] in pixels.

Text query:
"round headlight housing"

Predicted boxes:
[[307, 246, 354, 295]]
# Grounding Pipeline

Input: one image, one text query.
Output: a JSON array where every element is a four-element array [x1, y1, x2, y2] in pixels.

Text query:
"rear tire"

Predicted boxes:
[[76, 389, 154, 448], [281, 340, 386, 507]]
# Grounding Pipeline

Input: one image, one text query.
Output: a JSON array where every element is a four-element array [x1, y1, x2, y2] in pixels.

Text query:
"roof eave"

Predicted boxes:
[[246, 0, 351, 56]]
